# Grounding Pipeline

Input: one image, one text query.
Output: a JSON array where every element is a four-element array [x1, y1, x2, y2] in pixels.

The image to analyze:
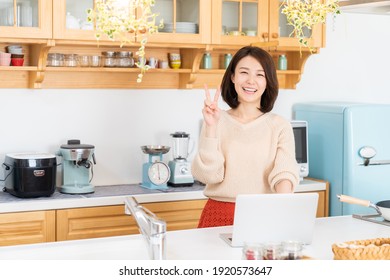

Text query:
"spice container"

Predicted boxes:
[[79, 55, 90, 67], [102, 51, 116, 67], [263, 243, 282, 260], [278, 54, 288, 70], [47, 53, 64, 67], [90, 55, 102, 67], [64, 54, 79, 67], [242, 243, 264, 260], [281, 241, 303, 260]]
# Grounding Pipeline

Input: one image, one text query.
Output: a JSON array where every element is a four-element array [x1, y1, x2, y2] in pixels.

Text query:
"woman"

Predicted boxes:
[[191, 46, 299, 228]]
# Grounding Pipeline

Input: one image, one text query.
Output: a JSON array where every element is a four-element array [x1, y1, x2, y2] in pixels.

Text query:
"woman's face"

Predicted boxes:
[[231, 55, 267, 106]]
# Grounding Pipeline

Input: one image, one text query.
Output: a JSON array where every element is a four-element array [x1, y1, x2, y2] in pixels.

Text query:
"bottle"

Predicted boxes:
[[278, 54, 287, 70], [224, 53, 232, 69], [202, 52, 212, 69]]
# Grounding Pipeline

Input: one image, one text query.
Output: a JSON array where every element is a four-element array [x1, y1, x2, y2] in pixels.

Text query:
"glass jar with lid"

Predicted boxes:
[[47, 53, 64, 67], [115, 51, 134, 68], [63, 54, 79, 67], [102, 51, 116, 67]]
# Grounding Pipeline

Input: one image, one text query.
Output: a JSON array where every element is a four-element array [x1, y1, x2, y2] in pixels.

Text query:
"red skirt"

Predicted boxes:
[[198, 199, 236, 228]]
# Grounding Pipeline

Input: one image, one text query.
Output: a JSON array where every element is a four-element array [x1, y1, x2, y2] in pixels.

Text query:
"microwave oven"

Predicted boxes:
[[291, 120, 309, 180]]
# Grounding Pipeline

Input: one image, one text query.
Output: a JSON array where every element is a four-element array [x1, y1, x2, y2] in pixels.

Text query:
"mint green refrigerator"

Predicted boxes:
[[293, 102, 390, 216]]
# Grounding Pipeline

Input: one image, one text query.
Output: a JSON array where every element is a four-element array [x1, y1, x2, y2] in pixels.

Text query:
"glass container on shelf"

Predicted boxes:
[[0, 0, 38, 27]]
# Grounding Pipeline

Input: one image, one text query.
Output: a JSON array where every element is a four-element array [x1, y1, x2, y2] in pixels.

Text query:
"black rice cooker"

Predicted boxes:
[[2, 153, 57, 198]]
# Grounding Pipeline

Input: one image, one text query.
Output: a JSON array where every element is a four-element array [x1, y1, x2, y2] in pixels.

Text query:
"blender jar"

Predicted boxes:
[[170, 132, 190, 160]]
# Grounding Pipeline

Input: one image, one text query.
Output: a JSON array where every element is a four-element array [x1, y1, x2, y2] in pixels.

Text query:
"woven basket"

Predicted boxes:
[[332, 238, 390, 260]]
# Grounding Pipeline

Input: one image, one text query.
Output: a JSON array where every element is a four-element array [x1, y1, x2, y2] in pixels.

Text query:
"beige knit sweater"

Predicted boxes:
[[191, 110, 299, 202]]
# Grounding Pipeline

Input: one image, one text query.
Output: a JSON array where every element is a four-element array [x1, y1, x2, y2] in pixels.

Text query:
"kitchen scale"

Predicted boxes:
[[141, 145, 171, 190]]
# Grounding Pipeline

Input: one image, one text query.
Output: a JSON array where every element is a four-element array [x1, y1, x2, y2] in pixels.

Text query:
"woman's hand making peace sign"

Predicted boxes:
[[202, 84, 221, 128]]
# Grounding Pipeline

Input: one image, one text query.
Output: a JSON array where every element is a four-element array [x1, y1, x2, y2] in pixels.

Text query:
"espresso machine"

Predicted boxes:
[[168, 132, 194, 187], [58, 139, 96, 194]]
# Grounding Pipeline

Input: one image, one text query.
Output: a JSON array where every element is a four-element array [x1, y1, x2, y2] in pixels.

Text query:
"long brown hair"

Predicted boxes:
[[220, 46, 279, 113]]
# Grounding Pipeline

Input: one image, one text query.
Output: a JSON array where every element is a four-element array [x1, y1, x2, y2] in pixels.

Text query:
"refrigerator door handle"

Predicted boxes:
[[358, 160, 390, 166]]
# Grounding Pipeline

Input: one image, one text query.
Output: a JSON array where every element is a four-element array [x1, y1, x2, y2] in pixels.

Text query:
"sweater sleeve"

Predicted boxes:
[[191, 122, 225, 184], [268, 120, 300, 192]]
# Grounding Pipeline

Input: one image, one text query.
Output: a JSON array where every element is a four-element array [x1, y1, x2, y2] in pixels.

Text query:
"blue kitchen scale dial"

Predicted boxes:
[[141, 145, 171, 190]]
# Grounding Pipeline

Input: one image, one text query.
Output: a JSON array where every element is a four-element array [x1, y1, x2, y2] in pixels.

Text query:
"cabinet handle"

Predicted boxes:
[[262, 33, 269, 39], [272, 33, 279, 39]]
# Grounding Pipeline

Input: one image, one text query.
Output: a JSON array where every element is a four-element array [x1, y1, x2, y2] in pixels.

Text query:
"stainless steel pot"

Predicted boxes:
[[337, 194, 390, 221]]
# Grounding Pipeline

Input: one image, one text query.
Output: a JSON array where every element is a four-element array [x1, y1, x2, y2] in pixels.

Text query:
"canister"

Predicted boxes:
[[278, 54, 288, 70], [224, 53, 232, 69], [202, 52, 212, 69]]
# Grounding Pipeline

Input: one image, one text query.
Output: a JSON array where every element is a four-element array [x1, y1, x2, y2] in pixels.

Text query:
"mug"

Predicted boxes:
[[168, 53, 181, 69], [148, 57, 158, 68], [159, 60, 169, 69]]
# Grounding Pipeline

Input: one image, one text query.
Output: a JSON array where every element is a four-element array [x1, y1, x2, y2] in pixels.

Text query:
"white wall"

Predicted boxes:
[[1, 13, 389, 186]]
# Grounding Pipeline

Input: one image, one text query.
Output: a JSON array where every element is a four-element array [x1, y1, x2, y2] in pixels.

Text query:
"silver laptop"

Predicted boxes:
[[220, 193, 318, 247]]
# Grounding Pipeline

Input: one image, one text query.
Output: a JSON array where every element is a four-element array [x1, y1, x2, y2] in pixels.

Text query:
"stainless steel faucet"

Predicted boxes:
[[124, 196, 167, 260]]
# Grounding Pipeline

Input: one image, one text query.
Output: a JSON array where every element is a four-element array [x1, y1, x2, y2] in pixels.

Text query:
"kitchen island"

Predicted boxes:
[[0, 215, 389, 260]]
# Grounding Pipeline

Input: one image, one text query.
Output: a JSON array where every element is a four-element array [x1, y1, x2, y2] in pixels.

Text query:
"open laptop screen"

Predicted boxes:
[[220, 193, 318, 247]]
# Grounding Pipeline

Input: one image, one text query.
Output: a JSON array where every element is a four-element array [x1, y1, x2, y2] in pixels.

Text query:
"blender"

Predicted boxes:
[[168, 132, 194, 187], [57, 139, 96, 194]]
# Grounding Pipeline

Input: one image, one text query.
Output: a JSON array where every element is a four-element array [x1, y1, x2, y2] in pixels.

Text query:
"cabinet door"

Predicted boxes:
[[56, 200, 207, 241], [53, 0, 136, 42], [211, 0, 269, 45], [0, 210, 56, 246], [269, 0, 324, 48], [147, 0, 211, 44], [0, 0, 52, 39]]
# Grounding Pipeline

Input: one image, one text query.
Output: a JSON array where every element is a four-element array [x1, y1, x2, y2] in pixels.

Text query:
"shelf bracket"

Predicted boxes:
[[29, 40, 55, 88]]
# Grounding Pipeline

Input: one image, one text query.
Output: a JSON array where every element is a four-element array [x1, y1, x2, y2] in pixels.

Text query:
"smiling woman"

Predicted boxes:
[[191, 46, 299, 228]]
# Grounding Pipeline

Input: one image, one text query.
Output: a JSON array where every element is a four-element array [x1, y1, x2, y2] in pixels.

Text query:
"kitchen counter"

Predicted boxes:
[[0, 215, 388, 260], [0, 179, 325, 213]]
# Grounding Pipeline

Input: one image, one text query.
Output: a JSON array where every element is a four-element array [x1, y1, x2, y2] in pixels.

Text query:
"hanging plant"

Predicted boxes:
[[87, 0, 164, 82], [281, 0, 340, 51]]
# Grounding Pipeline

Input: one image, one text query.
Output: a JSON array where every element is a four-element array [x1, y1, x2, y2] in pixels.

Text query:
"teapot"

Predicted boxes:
[[66, 12, 80, 30]]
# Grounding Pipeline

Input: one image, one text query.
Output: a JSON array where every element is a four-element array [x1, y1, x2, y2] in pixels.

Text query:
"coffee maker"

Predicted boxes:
[[58, 139, 96, 194], [168, 132, 194, 187]]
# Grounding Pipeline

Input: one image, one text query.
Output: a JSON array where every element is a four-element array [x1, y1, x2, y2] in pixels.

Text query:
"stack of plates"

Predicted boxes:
[[160, 22, 198, 34]]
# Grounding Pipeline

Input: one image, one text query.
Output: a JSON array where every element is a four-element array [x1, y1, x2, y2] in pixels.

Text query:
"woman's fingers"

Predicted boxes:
[[204, 84, 220, 109], [204, 84, 212, 107], [213, 87, 221, 103]]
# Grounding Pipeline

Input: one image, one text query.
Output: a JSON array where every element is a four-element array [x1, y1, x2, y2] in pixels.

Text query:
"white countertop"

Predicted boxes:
[[0, 216, 388, 260], [0, 179, 325, 213]]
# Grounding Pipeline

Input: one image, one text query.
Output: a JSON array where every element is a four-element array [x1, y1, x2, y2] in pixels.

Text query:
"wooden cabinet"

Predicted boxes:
[[0, 0, 325, 90], [0, 181, 328, 246], [56, 199, 207, 241], [0, 0, 52, 39], [0, 210, 55, 246]]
